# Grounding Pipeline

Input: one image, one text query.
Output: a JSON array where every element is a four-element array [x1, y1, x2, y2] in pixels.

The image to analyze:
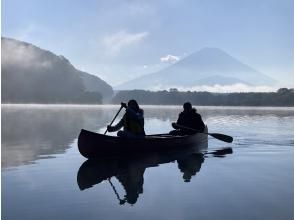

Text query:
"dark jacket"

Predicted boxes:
[[173, 109, 205, 134], [108, 107, 145, 135]]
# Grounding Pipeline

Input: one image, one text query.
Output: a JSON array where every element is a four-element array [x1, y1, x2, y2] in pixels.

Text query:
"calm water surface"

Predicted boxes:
[[2, 105, 294, 220]]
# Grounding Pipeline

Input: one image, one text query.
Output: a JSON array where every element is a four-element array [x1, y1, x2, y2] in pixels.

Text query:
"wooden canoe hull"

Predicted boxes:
[[78, 128, 208, 159]]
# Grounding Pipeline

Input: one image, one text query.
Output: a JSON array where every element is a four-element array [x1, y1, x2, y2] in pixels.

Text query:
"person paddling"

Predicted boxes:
[[170, 102, 205, 135], [107, 100, 145, 138]]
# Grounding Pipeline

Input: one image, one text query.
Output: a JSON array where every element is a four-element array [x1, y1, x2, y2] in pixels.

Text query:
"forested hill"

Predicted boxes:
[[1, 37, 113, 104], [112, 88, 294, 106]]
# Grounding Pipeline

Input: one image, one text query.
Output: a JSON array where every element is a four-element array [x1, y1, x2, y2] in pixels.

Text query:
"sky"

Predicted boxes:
[[2, 0, 294, 88]]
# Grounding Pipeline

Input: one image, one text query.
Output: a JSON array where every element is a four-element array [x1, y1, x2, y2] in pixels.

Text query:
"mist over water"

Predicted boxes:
[[2, 105, 294, 220]]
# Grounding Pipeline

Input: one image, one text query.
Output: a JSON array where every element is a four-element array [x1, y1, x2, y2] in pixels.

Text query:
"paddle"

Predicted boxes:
[[105, 104, 126, 204], [173, 123, 233, 143], [108, 178, 126, 205], [104, 104, 124, 135]]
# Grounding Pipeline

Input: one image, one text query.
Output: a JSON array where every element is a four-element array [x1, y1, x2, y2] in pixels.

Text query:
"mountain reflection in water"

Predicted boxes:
[[1, 106, 117, 167], [77, 147, 232, 205]]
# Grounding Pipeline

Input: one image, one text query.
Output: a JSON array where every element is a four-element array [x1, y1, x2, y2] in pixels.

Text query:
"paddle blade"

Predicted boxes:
[[208, 133, 233, 143]]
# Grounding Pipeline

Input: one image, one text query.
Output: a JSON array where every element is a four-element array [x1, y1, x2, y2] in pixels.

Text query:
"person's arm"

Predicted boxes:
[[197, 115, 205, 132], [172, 113, 183, 129], [172, 123, 179, 129], [107, 118, 124, 132]]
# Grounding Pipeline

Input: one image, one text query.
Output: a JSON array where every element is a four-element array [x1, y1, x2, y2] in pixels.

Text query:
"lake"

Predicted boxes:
[[2, 105, 294, 220]]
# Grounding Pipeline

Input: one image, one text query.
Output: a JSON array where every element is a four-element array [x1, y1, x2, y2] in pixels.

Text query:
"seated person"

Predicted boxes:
[[107, 100, 145, 138], [170, 102, 205, 135]]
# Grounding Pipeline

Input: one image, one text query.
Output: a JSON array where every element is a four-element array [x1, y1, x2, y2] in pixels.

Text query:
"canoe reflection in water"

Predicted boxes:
[[77, 147, 233, 205]]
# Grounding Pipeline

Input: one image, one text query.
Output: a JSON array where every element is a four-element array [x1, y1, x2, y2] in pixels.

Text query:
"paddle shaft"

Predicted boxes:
[[108, 178, 126, 205], [174, 123, 208, 134], [104, 106, 124, 135], [174, 123, 233, 143]]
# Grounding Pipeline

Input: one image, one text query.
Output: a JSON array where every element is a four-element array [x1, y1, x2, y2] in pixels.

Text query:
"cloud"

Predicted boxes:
[[160, 55, 180, 63], [103, 30, 149, 55], [2, 38, 52, 69], [147, 83, 278, 93]]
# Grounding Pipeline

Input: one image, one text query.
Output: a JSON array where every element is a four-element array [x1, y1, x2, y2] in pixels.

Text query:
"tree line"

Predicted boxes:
[[112, 88, 294, 106]]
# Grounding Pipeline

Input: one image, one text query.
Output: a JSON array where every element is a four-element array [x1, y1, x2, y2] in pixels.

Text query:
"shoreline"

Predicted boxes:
[[2, 103, 294, 110]]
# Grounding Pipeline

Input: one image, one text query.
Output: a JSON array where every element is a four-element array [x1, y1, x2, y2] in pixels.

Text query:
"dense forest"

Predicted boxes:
[[112, 88, 294, 106], [1, 37, 112, 104]]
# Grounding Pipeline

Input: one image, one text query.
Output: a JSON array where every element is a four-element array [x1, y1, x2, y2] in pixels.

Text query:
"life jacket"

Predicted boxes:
[[123, 110, 145, 135]]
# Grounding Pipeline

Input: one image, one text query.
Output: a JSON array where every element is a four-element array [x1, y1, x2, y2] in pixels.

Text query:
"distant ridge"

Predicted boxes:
[[1, 37, 113, 103], [116, 47, 276, 90]]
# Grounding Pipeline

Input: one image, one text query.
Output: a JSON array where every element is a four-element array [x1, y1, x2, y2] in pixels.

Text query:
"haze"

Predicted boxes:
[[2, 0, 294, 88]]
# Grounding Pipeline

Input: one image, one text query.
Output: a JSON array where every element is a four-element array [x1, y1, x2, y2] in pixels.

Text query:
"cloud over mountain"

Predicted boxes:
[[160, 54, 180, 63]]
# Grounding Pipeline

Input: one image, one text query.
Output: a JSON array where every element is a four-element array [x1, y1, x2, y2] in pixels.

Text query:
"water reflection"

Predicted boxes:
[[1, 106, 110, 167], [3, 105, 294, 220], [77, 147, 233, 205], [205, 147, 233, 158], [3, 105, 288, 169], [177, 153, 204, 182]]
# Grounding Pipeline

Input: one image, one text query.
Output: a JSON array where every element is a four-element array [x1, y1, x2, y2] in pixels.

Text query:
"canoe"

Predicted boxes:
[[77, 127, 208, 159]]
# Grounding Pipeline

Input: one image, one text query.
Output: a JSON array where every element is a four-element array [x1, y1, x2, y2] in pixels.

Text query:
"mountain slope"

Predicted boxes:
[[78, 71, 113, 98], [117, 48, 276, 90], [1, 37, 113, 103]]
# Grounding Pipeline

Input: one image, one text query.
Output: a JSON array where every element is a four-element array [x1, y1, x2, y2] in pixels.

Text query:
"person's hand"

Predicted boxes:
[[121, 102, 127, 108], [107, 125, 112, 131], [172, 122, 178, 129]]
